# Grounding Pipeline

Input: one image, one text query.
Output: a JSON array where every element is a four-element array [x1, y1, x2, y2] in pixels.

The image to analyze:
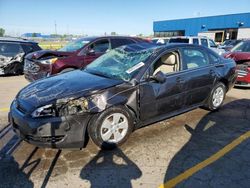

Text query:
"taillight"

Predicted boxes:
[[247, 67, 250, 73]]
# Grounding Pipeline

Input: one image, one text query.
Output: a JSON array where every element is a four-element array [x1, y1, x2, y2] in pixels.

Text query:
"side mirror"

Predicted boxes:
[[149, 71, 166, 83], [211, 45, 218, 48]]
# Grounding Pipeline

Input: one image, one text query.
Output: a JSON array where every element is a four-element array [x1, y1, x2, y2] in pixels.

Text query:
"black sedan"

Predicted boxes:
[[9, 43, 237, 149]]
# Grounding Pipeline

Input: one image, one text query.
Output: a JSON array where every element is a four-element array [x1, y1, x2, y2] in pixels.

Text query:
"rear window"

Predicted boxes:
[[0, 42, 23, 57], [21, 43, 41, 53], [169, 38, 189, 43]]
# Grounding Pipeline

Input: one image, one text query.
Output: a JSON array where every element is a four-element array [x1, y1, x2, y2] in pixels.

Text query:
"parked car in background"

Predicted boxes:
[[24, 36, 147, 82], [224, 40, 250, 87], [151, 37, 169, 45], [0, 37, 41, 75], [169, 36, 225, 55], [10, 43, 237, 150], [219, 39, 242, 51]]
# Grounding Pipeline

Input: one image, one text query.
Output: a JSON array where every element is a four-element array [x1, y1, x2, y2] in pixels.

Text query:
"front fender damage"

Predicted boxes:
[[88, 85, 139, 117]]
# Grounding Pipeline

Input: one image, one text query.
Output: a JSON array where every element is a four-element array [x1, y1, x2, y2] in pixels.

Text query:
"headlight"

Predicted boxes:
[[40, 57, 58, 64], [31, 104, 55, 118], [31, 97, 89, 118], [57, 97, 89, 115]]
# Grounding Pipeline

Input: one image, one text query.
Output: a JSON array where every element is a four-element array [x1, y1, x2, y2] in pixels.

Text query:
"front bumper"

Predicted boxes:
[[235, 72, 250, 87], [9, 103, 93, 148], [24, 59, 51, 82]]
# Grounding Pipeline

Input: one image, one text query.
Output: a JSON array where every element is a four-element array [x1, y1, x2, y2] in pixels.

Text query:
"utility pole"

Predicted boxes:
[[54, 20, 57, 35]]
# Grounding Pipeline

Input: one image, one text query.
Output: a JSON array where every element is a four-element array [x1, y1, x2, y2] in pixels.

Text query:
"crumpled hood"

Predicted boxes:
[[25, 49, 73, 60], [17, 70, 123, 109]]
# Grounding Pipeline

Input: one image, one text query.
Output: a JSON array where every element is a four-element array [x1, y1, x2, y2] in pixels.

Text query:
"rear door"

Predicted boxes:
[[180, 47, 215, 107]]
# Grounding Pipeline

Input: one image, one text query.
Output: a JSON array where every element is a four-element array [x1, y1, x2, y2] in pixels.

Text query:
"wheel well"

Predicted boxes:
[[125, 104, 138, 124], [218, 79, 229, 91]]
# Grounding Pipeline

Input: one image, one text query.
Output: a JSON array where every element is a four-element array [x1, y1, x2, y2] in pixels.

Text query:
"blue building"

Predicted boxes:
[[153, 13, 250, 42]]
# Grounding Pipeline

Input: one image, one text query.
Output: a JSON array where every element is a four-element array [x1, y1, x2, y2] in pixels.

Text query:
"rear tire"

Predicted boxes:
[[205, 82, 226, 111], [88, 106, 134, 150]]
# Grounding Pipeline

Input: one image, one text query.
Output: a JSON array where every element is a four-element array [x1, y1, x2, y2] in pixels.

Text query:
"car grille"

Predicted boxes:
[[26, 135, 65, 143], [24, 59, 40, 73], [237, 70, 248, 78]]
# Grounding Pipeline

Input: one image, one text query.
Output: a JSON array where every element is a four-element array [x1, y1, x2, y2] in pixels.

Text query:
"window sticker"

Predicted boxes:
[[126, 62, 145, 74]]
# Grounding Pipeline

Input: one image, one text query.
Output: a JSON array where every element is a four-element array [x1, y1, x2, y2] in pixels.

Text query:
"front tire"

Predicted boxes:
[[205, 82, 226, 111], [88, 106, 134, 150]]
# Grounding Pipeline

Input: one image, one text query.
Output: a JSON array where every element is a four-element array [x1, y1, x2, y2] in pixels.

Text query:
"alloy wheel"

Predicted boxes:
[[100, 113, 129, 143]]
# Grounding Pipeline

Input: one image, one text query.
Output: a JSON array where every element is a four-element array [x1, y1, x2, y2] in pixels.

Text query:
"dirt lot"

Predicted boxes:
[[0, 75, 250, 188]]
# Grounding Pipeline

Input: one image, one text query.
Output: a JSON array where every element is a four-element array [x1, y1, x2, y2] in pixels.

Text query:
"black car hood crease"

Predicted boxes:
[[17, 70, 123, 108]]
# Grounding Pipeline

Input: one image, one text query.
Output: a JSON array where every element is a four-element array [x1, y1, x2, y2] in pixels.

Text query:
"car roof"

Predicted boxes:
[[170, 36, 208, 39], [0, 37, 38, 44], [76, 35, 144, 42], [118, 42, 207, 53]]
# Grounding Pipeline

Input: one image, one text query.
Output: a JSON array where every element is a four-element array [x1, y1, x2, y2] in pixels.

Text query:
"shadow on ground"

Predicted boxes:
[[80, 147, 142, 188], [0, 147, 40, 188], [163, 99, 250, 187]]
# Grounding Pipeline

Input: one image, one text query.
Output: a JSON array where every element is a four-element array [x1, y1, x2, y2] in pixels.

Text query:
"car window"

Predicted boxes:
[[193, 38, 199, 45], [32, 43, 42, 51], [231, 41, 250, 52], [21, 44, 34, 53], [152, 51, 180, 75], [209, 39, 217, 47], [208, 52, 220, 64], [111, 38, 135, 48], [201, 39, 208, 47], [0, 42, 23, 57], [182, 48, 209, 70], [169, 38, 189, 43], [90, 39, 110, 53]]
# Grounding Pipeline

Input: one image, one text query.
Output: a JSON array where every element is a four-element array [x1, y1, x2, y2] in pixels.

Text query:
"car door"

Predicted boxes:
[[139, 49, 186, 122], [180, 47, 215, 107], [80, 39, 111, 65]]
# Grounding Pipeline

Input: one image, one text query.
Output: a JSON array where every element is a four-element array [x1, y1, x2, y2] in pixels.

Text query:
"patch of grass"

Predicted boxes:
[[39, 41, 68, 50]]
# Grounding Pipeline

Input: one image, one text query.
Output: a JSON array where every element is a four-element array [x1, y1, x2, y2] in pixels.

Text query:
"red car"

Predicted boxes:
[[224, 40, 250, 87], [24, 36, 147, 82]]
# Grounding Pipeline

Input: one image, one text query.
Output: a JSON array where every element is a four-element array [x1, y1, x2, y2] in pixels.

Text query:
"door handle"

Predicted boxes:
[[215, 64, 224, 68], [176, 77, 185, 84]]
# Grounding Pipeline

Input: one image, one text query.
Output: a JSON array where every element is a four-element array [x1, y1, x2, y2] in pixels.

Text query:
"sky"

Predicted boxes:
[[0, 0, 250, 36]]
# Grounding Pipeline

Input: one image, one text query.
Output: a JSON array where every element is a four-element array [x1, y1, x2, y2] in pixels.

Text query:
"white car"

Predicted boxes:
[[151, 37, 169, 45], [169, 36, 225, 55]]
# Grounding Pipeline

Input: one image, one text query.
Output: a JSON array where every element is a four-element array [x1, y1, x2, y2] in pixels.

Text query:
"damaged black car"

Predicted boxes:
[[10, 43, 237, 149], [0, 37, 41, 75]]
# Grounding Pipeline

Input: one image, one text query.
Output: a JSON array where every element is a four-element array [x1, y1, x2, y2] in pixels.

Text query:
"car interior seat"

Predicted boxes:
[[153, 52, 178, 75]]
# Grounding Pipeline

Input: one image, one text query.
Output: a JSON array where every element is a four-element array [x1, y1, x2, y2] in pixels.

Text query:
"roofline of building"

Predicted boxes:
[[154, 12, 250, 23]]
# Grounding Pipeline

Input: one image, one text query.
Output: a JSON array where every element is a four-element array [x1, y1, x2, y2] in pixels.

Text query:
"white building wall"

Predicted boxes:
[[237, 28, 250, 39]]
